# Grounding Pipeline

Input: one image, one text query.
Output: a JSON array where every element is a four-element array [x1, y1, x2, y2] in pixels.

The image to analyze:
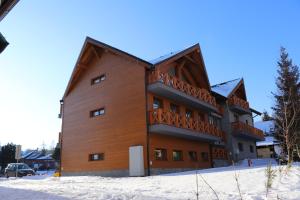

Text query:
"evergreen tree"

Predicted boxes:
[[0, 143, 16, 169], [272, 47, 300, 163], [52, 145, 60, 162], [262, 111, 273, 121]]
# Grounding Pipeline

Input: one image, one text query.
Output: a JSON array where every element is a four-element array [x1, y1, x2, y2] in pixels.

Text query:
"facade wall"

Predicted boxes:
[[61, 51, 148, 175], [232, 137, 257, 160], [149, 133, 212, 174]]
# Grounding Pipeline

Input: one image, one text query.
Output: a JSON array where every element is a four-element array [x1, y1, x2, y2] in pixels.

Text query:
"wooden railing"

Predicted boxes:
[[228, 96, 249, 110], [149, 70, 217, 107], [149, 108, 225, 140], [212, 147, 228, 160], [231, 121, 264, 139]]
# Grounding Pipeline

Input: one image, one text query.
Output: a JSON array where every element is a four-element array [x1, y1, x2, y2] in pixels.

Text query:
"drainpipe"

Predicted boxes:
[[144, 68, 151, 176]]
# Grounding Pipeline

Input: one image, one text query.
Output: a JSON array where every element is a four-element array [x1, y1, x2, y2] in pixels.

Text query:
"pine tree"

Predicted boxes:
[[272, 47, 300, 163], [262, 111, 273, 121], [0, 143, 16, 169]]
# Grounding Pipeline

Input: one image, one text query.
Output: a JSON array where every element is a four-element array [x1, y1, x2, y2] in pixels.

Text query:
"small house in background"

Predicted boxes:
[[21, 150, 56, 170], [255, 120, 281, 158]]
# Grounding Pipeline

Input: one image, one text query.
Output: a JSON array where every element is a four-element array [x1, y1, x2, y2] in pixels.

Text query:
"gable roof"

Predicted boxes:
[[148, 44, 212, 90], [211, 78, 243, 98], [63, 38, 213, 98], [63, 37, 152, 98], [148, 44, 198, 65]]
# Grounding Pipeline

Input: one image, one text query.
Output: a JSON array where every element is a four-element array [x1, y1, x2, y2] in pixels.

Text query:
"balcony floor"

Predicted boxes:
[[148, 82, 218, 112], [232, 131, 264, 141], [149, 124, 221, 142], [230, 105, 251, 115]]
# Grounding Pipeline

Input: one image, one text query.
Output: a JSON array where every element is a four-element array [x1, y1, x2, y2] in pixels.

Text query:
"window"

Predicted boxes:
[[185, 109, 193, 118], [198, 112, 205, 121], [153, 97, 163, 110], [91, 74, 106, 85], [89, 153, 104, 161], [168, 67, 176, 76], [90, 108, 105, 117], [201, 152, 209, 161], [170, 103, 179, 113], [188, 151, 198, 161], [234, 114, 239, 122], [250, 145, 254, 153], [238, 143, 244, 152], [208, 115, 214, 125], [172, 150, 183, 161], [246, 120, 249, 125], [154, 148, 167, 161]]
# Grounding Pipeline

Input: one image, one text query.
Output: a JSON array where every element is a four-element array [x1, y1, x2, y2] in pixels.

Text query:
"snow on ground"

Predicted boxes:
[[0, 161, 300, 200]]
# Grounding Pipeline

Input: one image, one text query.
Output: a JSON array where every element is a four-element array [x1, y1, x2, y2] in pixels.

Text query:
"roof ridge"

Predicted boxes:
[[211, 78, 242, 87]]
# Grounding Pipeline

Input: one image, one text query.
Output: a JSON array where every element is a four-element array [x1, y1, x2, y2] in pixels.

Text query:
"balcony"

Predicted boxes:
[[231, 121, 264, 141], [228, 96, 251, 114], [149, 109, 225, 142], [148, 70, 217, 112]]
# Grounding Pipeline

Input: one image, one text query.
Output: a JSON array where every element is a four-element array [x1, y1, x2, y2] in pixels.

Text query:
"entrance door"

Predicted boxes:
[[129, 146, 145, 176]]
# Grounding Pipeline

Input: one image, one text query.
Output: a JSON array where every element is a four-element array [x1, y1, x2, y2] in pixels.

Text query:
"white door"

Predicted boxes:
[[129, 146, 145, 176]]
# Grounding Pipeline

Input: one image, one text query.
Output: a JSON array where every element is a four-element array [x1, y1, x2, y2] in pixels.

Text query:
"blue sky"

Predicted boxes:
[[0, 1, 299, 149]]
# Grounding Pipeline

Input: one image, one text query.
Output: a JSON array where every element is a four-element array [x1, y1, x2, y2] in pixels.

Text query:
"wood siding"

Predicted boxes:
[[61, 51, 147, 173]]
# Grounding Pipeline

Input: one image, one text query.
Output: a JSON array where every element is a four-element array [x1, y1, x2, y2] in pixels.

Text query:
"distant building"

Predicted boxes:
[[21, 150, 56, 170], [0, 0, 19, 53], [255, 120, 281, 158]]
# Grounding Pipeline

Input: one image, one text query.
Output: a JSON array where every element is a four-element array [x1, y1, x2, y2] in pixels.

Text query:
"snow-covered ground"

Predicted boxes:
[[0, 161, 299, 200]]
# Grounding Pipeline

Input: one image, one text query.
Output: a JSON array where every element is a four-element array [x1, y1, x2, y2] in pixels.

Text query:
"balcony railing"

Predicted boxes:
[[231, 121, 264, 140], [148, 70, 217, 108], [228, 96, 250, 111], [149, 108, 225, 140], [212, 147, 228, 160]]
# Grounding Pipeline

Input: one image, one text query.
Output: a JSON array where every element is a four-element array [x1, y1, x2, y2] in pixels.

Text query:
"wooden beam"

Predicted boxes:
[[182, 67, 197, 86], [91, 46, 104, 61], [184, 55, 197, 65]]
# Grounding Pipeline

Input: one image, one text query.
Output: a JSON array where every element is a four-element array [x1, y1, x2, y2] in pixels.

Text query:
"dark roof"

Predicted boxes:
[[0, 32, 9, 53], [0, 0, 19, 22]]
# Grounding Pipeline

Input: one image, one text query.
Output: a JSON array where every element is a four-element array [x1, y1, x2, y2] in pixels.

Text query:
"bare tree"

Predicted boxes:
[[277, 90, 299, 164]]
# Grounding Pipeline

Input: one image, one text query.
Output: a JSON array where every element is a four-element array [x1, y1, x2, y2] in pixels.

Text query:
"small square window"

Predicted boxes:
[[170, 103, 179, 113], [153, 97, 163, 110], [172, 150, 183, 161], [89, 153, 104, 161], [90, 108, 105, 117], [238, 143, 244, 152], [91, 74, 106, 85], [185, 109, 193, 118], [188, 151, 198, 161], [201, 152, 209, 161], [154, 148, 167, 161], [250, 145, 254, 153]]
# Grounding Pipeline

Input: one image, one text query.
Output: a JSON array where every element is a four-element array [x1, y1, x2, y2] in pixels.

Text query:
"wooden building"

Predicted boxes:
[[60, 37, 262, 176], [0, 0, 19, 53], [211, 79, 264, 164]]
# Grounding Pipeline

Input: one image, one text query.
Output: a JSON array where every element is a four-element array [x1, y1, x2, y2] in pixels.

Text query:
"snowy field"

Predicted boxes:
[[0, 160, 299, 200]]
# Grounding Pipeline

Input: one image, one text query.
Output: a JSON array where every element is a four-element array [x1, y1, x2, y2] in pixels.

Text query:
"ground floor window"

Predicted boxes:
[[238, 142, 244, 152], [172, 150, 183, 161], [154, 148, 167, 160], [89, 153, 104, 161], [201, 152, 209, 161], [250, 145, 254, 153], [188, 151, 198, 161]]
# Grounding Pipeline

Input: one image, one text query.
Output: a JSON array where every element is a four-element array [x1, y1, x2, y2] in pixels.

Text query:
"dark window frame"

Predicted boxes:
[[238, 142, 244, 152], [89, 153, 105, 161], [90, 107, 105, 118], [172, 150, 183, 161], [201, 152, 209, 161], [154, 148, 168, 161], [153, 97, 163, 110], [170, 103, 179, 113], [91, 74, 106, 85], [188, 151, 198, 161], [185, 108, 193, 118], [250, 145, 254, 153]]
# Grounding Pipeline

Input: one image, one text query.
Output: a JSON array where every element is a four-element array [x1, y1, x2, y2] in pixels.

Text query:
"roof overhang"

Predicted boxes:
[[0, 0, 19, 22], [0, 32, 9, 53], [250, 108, 262, 115], [63, 37, 152, 98]]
